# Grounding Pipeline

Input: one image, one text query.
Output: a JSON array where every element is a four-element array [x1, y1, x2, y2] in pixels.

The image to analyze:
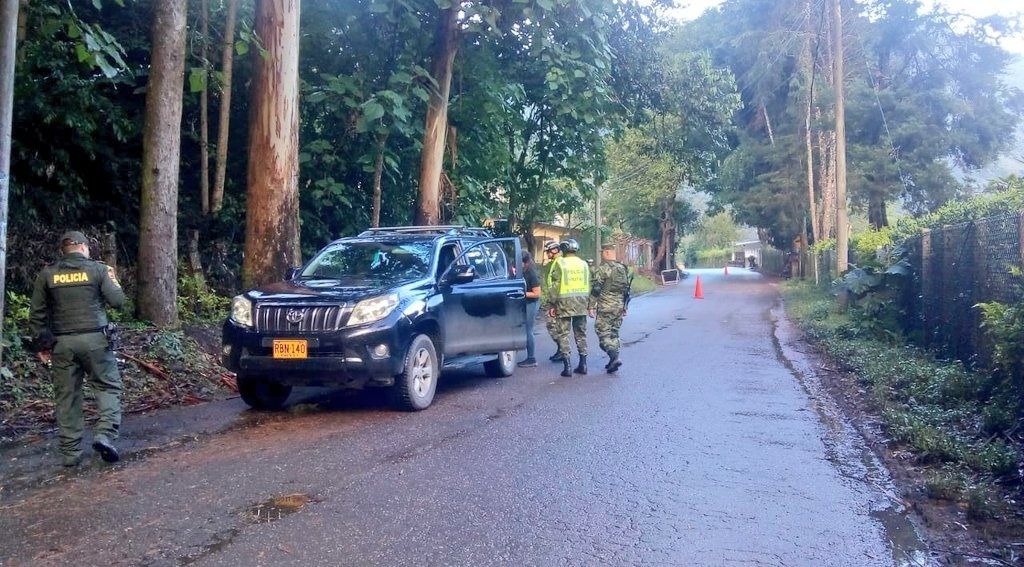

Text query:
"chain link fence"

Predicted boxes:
[[903, 211, 1024, 367]]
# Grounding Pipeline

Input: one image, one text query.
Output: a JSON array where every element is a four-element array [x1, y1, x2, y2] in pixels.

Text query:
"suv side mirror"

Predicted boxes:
[[285, 267, 301, 280], [443, 265, 476, 285]]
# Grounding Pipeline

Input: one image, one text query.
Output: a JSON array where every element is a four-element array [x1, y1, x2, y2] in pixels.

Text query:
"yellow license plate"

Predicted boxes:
[[272, 339, 308, 359]]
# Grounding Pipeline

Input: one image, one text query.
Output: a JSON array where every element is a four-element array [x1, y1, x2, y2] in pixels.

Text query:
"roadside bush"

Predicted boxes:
[[783, 280, 1024, 513], [177, 272, 231, 324]]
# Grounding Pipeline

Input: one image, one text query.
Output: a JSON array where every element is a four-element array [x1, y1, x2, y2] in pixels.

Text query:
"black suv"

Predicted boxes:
[[222, 226, 527, 411]]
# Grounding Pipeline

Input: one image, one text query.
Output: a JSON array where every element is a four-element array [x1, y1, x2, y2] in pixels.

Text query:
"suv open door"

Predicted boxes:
[[437, 238, 527, 357]]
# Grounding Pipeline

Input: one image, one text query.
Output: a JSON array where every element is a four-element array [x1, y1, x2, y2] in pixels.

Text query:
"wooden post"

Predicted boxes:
[[0, 0, 19, 366], [832, 0, 849, 274]]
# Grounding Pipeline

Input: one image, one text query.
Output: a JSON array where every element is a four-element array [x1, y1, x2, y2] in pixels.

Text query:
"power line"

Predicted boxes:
[[852, 25, 910, 195]]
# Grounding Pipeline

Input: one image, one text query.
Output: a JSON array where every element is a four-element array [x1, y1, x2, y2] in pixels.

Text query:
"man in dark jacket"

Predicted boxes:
[[29, 231, 126, 466]]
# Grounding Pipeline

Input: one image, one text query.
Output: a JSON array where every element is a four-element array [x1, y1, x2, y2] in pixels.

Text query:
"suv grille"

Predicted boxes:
[[255, 304, 347, 332]]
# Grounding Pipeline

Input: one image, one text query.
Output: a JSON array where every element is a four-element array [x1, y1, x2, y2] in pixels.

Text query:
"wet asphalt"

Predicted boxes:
[[0, 269, 935, 566]]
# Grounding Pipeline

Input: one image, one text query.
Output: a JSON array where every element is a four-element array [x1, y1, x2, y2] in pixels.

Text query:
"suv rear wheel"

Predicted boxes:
[[393, 334, 439, 411], [237, 374, 292, 410], [484, 350, 516, 378]]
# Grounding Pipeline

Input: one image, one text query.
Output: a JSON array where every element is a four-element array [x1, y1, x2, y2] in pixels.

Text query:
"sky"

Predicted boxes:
[[668, 0, 1024, 54]]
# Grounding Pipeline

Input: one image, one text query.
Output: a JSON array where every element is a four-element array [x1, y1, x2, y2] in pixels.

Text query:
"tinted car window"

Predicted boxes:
[[464, 246, 494, 280], [301, 242, 433, 284], [482, 243, 509, 280]]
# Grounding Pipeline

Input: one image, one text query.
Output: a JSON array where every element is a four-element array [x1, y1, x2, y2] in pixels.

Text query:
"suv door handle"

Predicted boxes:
[[505, 291, 525, 299]]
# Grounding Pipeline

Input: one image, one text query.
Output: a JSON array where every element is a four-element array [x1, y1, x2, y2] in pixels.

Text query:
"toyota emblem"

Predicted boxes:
[[286, 308, 306, 324]]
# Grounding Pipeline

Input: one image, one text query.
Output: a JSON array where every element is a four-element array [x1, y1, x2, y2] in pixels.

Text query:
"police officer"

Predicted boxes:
[[29, 231, 126, 467], [545, 239, 590, 377], [589, 244, 631, 373], [541, 240, 564, 362]]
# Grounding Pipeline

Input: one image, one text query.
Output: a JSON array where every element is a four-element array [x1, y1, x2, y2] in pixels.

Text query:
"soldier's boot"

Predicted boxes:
[[606, 351, 622, 374], [549, 350, 564, 362], [574, 355, 587, 375], [92, 435, 120, 463], [62, 452, 84, 468], [560, 357, 572, 377]]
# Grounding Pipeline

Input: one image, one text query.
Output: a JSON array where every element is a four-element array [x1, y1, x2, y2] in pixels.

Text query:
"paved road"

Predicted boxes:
[[0, 269, 932, 566]]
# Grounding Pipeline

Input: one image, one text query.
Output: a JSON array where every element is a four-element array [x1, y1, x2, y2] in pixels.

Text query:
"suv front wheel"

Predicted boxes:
[[393, 334, 439, 411], [238, 374, 293, 410]]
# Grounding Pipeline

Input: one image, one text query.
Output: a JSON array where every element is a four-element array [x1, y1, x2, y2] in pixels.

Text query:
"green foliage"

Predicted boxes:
[[687, 0, 1022, 241], [849, 228, 893, 267], [2, 292, 32, 357], [783, 280, 1022, 513], [629, 273, 657, 295], [889, 175, 1024, 242], [976, 287, 1024, 382], [177, 273, 231, 324]]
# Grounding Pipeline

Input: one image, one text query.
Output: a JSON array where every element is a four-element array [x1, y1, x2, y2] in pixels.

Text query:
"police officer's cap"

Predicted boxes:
[[60, 230, 88, 245], [560, 239, 580, 253], [543, 240, 560, 253]]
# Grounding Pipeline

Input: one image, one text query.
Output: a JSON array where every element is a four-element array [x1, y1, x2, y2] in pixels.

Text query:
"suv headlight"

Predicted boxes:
[[231, 295, 253, 328], [348, 294, 399, 326]]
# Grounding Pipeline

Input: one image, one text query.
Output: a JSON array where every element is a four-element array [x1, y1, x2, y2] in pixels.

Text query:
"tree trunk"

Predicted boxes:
[[100, 232, 117, 271], [415, 6, 458, 226], [0, 0, 19, 366], [818, 126, 836, 240], [212, 0, 238, 213], [868, 191, 888, 229], [242, 0, 301, 289], [832, 0, 849, 273], [371, 131, 387, 228], [802, 0, 819, 243], [138, 0, 186, 327], [14, 0, 24, 64], [199, 0, 210, 215], [761, 102, 775, 146]]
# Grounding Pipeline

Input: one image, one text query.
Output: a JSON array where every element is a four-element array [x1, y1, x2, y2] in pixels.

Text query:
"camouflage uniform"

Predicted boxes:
[[546, 255, 590, 359], [590, 260, 630, 355], [542, 255, 561, 358], [29, 234, 126, 465]]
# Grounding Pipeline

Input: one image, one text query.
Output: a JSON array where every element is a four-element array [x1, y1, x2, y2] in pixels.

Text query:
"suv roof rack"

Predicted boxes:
[[358, 225, 493, 238]]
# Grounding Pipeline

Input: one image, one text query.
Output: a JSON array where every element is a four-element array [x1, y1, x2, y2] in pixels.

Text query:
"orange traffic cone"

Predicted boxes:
[[694, 276, 704, 299], [724, 265, 729, 276]]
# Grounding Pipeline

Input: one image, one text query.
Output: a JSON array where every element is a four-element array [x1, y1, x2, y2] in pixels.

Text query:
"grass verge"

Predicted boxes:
[[782, 280, 1022, 521]]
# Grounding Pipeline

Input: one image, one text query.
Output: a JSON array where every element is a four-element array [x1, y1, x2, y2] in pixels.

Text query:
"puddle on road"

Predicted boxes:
[[247, 492, 314, 524]]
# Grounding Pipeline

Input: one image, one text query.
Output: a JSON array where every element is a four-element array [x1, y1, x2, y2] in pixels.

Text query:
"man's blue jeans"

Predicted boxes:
[[525, 300, 540, 359]]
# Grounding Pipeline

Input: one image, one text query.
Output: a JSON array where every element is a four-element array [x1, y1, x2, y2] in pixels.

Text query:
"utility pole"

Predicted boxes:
[[833, 0, 849, 274], [0, 0, 19, 366]]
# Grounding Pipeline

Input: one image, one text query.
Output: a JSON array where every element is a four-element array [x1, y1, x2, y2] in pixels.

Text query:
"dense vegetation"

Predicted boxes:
[[2, 0, 1022, 408]]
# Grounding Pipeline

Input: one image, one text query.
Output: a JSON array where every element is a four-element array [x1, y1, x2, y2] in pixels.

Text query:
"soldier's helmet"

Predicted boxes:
[[560, 239, 580, 253], [543, 240, 561, 253]]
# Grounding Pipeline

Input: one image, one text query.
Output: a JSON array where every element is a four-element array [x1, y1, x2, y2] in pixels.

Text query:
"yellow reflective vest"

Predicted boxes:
[[556, 256, 590, 298]]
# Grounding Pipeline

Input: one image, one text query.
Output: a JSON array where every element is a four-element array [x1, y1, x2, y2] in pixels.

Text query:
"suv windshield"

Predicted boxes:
[[300, 242, 433, 284]]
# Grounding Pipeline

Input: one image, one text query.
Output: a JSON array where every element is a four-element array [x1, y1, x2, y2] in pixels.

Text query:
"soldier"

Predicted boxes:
[[29, 231, 126, 467], [541, 240, 564, 362], [589, 244, 631, 373], [545, 239, 590, 377]]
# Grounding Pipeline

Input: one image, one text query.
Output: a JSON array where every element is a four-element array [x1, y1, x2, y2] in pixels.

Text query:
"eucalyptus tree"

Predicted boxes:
[[687, 0, 1023, 246], [138, 0, 187, 326], [242, 0, 301, 289]]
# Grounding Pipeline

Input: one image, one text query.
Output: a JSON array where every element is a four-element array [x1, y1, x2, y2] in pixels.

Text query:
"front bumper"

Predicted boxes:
[[221, 315, 412, 388]]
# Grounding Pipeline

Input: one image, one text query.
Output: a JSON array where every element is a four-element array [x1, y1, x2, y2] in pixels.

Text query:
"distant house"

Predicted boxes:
[[530, 221, 575, 261], [733, 240, 762, 267], [608, 233, 653, 271]]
